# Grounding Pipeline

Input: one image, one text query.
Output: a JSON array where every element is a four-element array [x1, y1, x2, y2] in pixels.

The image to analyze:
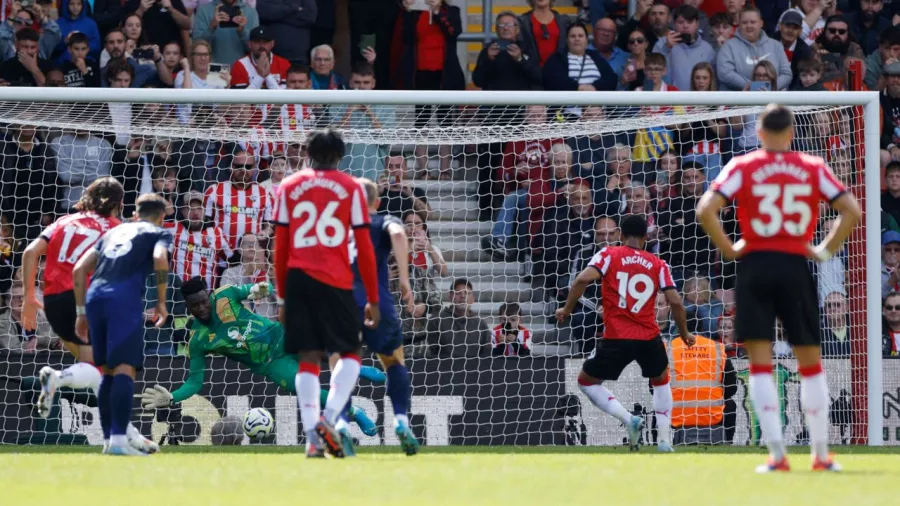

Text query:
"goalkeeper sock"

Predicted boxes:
[[749, 364, 786, 461], [799, 363, 830, 461], [109, 374, 134, 445], [578, 379, 632, 424], [323, 354, 361, 425], [651, 378, 673, 444], [386, 363, 411, 426], [97, 374, 113, 442], [295, 363, 321, 436], [58, 362, 102, 393]]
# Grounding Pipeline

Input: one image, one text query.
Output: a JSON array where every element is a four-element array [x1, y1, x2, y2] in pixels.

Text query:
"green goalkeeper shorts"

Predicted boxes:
[[255, 356, 299, 393]]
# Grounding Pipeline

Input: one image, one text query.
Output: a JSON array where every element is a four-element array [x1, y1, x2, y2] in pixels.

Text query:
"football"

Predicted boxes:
[[242, 408, 274, 438]]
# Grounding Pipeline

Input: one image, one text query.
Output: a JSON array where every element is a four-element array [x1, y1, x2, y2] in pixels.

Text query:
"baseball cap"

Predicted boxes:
[[780, 10, 803, 27], [883, 230, 900, 246], [249, 27, 273, 42], [183, 190, 205, 206], [886, 61, 900, 76]]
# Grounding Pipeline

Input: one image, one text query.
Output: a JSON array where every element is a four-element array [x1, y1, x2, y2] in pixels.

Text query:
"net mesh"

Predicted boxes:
[[0, 97, 878, 447]]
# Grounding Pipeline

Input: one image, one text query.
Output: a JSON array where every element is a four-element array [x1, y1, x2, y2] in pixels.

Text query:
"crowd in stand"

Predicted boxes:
[[0, 0, 895, 360]]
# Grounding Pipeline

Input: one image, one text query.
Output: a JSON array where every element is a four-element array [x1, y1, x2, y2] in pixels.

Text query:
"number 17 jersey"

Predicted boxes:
[[588, 245, 676, 341], [41, 212, 121, 296]]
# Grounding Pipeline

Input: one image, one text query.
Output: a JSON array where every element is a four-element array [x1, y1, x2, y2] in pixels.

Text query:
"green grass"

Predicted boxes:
[[2, 446, 899, 505]]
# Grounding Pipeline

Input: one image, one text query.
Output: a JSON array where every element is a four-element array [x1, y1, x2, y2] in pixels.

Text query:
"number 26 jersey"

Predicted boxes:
[[588, 245, 676, 341]]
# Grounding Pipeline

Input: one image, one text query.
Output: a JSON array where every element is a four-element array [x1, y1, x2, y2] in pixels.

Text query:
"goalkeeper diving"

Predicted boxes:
[[140, 279, 383, 436]]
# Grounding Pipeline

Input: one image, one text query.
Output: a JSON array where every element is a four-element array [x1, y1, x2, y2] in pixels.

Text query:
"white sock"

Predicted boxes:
[[335, 418, 350, 433], [394, 414, 410, 428], [110, 434, 127, 447], [323, 357, 361, 425], [57, 362, 102, 393], [294, 371, 321, 434], [579, 382, 633, 424], [800, 369, 830, 461], [749, 369, 786, 460], [652, 383, 673, 444]]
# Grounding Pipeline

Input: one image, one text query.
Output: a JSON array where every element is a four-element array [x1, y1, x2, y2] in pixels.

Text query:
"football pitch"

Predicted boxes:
[[1, 446, 899, 506]]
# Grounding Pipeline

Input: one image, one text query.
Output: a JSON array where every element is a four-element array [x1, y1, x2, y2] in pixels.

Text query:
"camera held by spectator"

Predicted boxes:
[[491, 302, 531, 357]]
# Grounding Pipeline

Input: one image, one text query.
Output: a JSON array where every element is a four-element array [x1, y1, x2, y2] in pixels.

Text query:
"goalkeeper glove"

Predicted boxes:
[[141, 384, 174, 409], [247, 282, 270, 301]]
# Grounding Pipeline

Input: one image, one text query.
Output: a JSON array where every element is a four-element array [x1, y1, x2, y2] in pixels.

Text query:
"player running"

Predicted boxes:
[[139, 278, 382, 437], [21, 177, 157, 454], [273, 130, 381, 458], [350, 179, 419, 456], [73, 193, 173, 456], [556, 214, 695, 452], [696, 104, 860, 473]]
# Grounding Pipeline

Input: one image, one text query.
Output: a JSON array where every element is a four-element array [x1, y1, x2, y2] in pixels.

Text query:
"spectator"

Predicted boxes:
[[865, 25, 900, 90], [652, 4, 715, 92], [776, 9, 813, 88], [156, 41, 183, 86], [815, 216, 847, 302], [230, 27, 290, 90], [1, 123, 57, 240], [708, 12, 733, 51], [718, 310, 743, 357], [567, 106, 630, 181], [0, 281, 54, 351], [100, 29, 156, 87], [723, 0, 745, 31], [175, 40, 227, 122], [883, 291, 900, 356], [193, 0, 259, 65], [472, 11, 541, 92], [44, 66, 65, 86], [658, 161, 711, 285], [203, 147, 273, 250], [403, 210, 448, 278], [330, 63, 395, 181], [111, 135, 149, 217], [729, 61, 778, 153], [50, 129, 113, 212], [593, 142, 651, 216], [260, 153, 289, 194], [591, 17, 628, 80], [619, 27, 649, 90], [674, 63, 727, 179], [824, 55, 869, 91], [537, 181, 595, 295], [848, 0, 891, 56], [256, 0, 316, 65], [0, 28, 50, 86], [426, 277, 490, 359], [221, 233, 268, 295], [0, 4, 59, 61], [519, 0, 571, 66], [389, 249, 440, 358], [542, 22, 617, 96], [641, 52, 676, 91], [491, 302, 531, 357], [54, 0, 100, 63], [122, 0, 191, 48], [377, 155, 431, 219], [716, 6, 791, 91], [346, 0, 396, 86], [683, 273, 724, 336], [810, 15, 865, 82], [527, 142, 576, 241], [884, 162, 900, 224], [122, 12, 163, 68], [622, 182, 658, 249], [880, 62, 900, 155], [275, 65, 317, 138], [60, 32, 100, 87], [617, 0, 666, 52], [682, 0, 712, 44], [171, 190, 233, 288], [147, 165, 178, 222], [652, 148, 681, 198], [782, 0, 834, 45], [884, 231, 900, 297], [792, 56, 825, 90], [821, 291, 850, 357], [308, 44, 345, 89]]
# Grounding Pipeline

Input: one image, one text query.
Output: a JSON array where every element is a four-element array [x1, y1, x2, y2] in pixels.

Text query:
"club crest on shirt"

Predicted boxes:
[[216, 298, 236, 323]]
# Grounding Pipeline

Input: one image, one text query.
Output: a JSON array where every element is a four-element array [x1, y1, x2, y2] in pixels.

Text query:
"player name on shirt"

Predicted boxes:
[[621, 254, 654, 269], [287, 177, 351, 200], [751, 162, 811, 183]]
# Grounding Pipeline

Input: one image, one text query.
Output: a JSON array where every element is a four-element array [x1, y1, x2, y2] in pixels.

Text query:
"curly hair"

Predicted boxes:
[[74, 177, 124, 217]]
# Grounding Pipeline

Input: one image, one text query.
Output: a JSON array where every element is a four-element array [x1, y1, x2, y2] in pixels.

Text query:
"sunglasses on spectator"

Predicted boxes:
[[887, 305, 900, 310], [827, 27, 848, 35], [540, 24, 550, 40], [13, 17, 31, 25], [628, 37, 646, 44], [232, 163, 255, 170]]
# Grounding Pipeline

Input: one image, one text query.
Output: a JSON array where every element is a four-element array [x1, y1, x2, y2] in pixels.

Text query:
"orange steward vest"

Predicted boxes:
[[670, 335, 725, 428]]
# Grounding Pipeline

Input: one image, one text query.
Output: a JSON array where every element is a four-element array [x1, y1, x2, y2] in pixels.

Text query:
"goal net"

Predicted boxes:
[[0, 89, 884, 447]]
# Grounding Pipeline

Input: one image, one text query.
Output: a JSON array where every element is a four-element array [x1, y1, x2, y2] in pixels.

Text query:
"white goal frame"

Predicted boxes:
[[0, 88, 882, 446]]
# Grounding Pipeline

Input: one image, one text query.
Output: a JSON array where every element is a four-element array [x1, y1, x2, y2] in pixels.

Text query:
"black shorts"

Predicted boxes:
[[582, 337, 669, 381], [734, 252, 820, 346], [44, 290, 83, 344], [283, 269, 360, 354]]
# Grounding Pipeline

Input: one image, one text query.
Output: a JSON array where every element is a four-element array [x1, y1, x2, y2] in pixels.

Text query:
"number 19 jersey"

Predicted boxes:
[[589, 245, 675, 341], [710, 150, 846, 256], [41, 212, 121, 296]]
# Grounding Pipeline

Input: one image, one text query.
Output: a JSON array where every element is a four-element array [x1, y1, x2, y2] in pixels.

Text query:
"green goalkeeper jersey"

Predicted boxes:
[[171, 284, 283, 403]]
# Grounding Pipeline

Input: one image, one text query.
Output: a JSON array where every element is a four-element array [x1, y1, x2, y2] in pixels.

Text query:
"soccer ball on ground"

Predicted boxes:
[[242, 407, 274, 438]]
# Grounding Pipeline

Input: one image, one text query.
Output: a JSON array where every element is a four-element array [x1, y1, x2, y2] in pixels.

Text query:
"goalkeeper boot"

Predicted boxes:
[[315, 418, 345, 459], [812, 455, 842, 472], [36, 366, 58, 419], [338, 427, 356, 457], [359, 365, 386, 384], [755, 456, 791, 474], [126, 424, 159, 454], [657, 441, 674, 453], [395, 419, 419, 456], [350, 406, 377, 437], [107, 444, 148, 457], [626, 415, 644, 452]]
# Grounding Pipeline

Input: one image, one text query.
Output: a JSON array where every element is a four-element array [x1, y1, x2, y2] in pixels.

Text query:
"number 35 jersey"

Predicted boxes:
[[588, 245, 676, 341], [87, 221, 172, 302], [41, 212, 121, 296], [710, 150, 846, 257]]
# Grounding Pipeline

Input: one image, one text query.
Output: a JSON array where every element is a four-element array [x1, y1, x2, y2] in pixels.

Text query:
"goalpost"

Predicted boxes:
[[0, 88, 884, 447]]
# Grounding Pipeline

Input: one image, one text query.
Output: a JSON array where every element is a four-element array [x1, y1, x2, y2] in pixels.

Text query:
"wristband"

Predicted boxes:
[[75, 306, 86, 316]]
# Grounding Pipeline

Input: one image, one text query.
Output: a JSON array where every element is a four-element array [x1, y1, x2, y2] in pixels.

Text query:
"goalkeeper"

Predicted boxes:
[[140, 278, 382, 436]]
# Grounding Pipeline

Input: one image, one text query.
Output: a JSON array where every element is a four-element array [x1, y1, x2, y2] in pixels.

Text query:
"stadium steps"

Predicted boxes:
[[439, 280, 533, 303], [433, 239, 489, 262], [430, 198, 479, 221], [411, 179, 476, 198]]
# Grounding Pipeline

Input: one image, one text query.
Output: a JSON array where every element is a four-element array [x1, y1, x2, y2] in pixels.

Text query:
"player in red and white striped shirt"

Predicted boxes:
[[171, 191, 233, 288], [204, 148, 273, 250]]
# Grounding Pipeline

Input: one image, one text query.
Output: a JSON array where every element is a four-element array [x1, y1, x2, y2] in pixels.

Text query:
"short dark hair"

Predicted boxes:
[[135, 193, 168, 219], [106, 28, 125, 42], [499, 302, 521, 316], [105, 58, 134, 82], [452, 277, 473, 292], [645, 53, 667, 68], [672, 4, 699, 23], [305, 129, 346, 169], [740, 5, 762, 19], [797, 57, 823, 74], [886, 161, 900, 175], [287, 64, 309, 77], [351, 61, 375, 78], [15, 28, 39, 43], [759, 104, 794, 133], [709, 12, 730, 27], [67, 31, 90, 47], [181, 276, 209, 298], [566, 21, 589, 38], [620, 213, 649, 240], [880, 25, 900, 46]]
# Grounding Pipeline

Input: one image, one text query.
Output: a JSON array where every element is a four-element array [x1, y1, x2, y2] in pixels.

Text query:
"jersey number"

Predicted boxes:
[[57, 226, 101, 264], [614, 272, 654, 313], [751, 184, 812, 237], [292, 201, 345, 249]]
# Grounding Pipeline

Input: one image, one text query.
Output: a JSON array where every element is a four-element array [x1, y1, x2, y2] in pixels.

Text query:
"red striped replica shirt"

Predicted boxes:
[[589, 245, 676, 341], [170, 222, 233, 288], [40, 212, 121, 296], [710, 150, 846, 257], [491, 324, 532, 356], [204, 181, 273, 250]]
